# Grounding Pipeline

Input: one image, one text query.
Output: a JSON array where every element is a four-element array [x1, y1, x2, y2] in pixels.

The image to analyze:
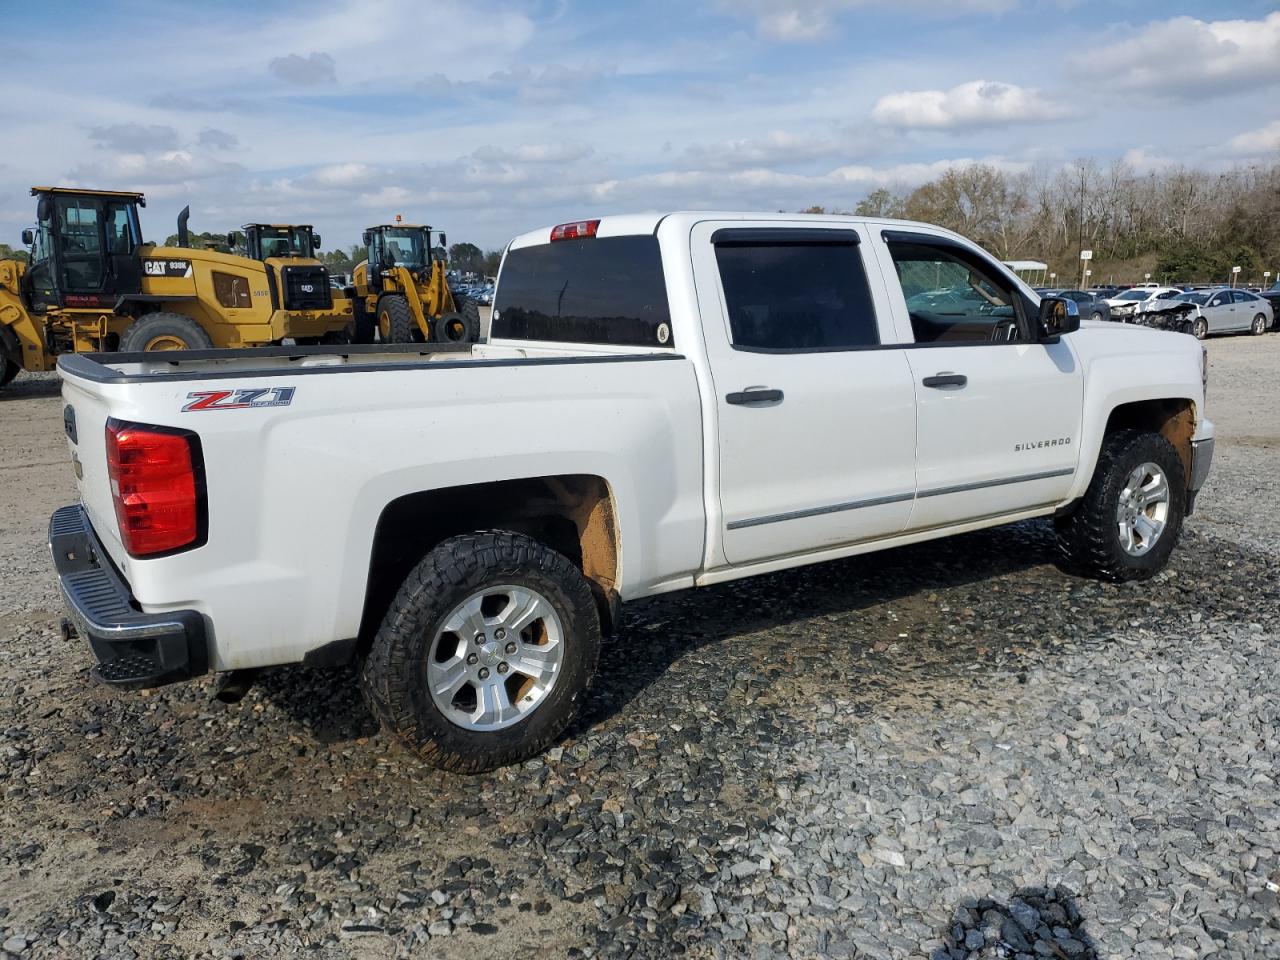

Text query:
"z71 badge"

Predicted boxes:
[[182, 387, 295, 412]]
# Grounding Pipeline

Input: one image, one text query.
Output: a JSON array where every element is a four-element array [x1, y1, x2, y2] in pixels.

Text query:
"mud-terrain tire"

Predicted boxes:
[[377, 294, 418, 343], [120, 312, 214, 352], [361, 531, 601, 773], [1055, 429, 1186, 582]]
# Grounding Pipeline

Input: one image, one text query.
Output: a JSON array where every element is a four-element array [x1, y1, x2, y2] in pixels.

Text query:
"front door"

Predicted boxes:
[[875, 232, 1084, 531], [691, 220, 918, 566]]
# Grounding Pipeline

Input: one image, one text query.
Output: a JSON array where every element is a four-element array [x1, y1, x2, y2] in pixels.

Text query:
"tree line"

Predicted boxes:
[[805, 158, 1280, 287]]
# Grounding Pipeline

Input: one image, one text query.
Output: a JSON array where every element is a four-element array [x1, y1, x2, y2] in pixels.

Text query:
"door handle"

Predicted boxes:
[[922, 373, 967, 389], [726, 388, 784, 405]]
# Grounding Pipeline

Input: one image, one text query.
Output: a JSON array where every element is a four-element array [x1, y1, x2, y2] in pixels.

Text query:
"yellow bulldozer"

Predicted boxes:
[[0, 186, 353, 389], [348, 220, 480, 344]]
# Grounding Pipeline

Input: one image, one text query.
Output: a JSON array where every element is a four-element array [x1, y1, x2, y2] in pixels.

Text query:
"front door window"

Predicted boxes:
[[56, 197, 105, 293]]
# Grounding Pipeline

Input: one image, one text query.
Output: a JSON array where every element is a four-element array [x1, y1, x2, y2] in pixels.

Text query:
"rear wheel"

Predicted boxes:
[[1054, 429, 1186, 582], [361, 531, 601, 773], [1251, 313, 1267, 335], [1090, 310, 1105, 323], [119, 313, 214, 353], [377, 294, 418, 343]]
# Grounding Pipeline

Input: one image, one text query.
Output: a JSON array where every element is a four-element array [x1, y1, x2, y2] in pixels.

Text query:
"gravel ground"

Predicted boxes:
[[0, 335, 1277, 959]]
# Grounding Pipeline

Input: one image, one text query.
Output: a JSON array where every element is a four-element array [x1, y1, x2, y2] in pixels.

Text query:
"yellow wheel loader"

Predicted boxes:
[[0, 187, 353, 389], [347, 221, 480, 345]]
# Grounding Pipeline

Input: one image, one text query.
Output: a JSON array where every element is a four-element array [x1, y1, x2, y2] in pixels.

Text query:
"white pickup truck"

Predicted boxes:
[[51, 212, 1214, 772]]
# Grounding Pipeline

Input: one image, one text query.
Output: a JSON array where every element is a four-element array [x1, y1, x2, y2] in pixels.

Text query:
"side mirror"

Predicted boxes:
[[312, 234, 322, 250], [227, 232, 240, 249], [1038, 295, 1080, 339], [21, 228, 34, 246], [438, 232, 446, 250], [36, 196, 51, 222], [362, 231, 372, 246]]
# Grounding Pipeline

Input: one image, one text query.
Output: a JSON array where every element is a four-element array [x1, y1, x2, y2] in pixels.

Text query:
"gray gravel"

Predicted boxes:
[[1, 336, 1278, 959]]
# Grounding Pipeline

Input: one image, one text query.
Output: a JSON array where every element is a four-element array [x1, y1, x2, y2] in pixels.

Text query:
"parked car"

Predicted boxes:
[[1089, 285, 1120, 300], [1259, 282, 1280, 330], [50, 212, 1214, 773], [1173, 288, 1274, 338], [1039, 289, 1110, 322]]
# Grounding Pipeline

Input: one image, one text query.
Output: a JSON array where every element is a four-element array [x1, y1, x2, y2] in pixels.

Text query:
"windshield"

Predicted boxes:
[[1175, 293, 1208, 304], [381, 228, 428, 268], [1113, 289, 1150, 301], [257, 226, 313, 258]]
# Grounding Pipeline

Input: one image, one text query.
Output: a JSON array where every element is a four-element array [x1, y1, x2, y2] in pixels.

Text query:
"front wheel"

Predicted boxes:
[[1192, 317, 1208, 340], [377, 294, 419, 343], [1054, 429, 1186, 582], [361, 531, 601, 773], [1251, 313, 1267, 336]]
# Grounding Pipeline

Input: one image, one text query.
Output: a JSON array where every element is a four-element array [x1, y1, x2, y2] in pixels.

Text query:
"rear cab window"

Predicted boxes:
[[712, 229, 879, 352], [491, 235, 673, 347]]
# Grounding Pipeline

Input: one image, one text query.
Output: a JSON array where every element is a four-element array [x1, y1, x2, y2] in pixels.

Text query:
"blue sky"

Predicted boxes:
[[2, 0, 1278, 250]]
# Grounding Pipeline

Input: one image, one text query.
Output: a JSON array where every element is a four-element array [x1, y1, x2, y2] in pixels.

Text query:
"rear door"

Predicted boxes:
[[690, 220, 917, 565], [1232, 291, 1260, 330], [1204, 291, 1233, 332], [873, 229, 1083, 531]]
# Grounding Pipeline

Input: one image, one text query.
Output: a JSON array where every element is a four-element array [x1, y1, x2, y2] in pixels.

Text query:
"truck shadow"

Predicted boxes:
[[575, 518, 1061, 732], [258, 519, 1061, 747]]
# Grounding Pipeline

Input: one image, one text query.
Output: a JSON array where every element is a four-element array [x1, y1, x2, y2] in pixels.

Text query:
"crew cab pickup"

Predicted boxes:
[[51, 212, 1214, 772]]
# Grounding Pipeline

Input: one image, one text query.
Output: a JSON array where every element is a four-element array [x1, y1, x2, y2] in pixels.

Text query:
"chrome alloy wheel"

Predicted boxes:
[[427, 585, 565, 731], [1116, 462, 1171, 557]]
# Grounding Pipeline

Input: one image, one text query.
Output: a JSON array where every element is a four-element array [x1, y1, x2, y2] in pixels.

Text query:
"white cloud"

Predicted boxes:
[[69, 150, 243, 187], [268, 51, 337, 85], [88, 123, 180, 152], [1083, 12, 1280, 98], [720, 0, 1018, 41], [472, 142, 595, 164], [872, 80, 1067, 129], [1121, 147, 1176, 174], [686, 130, 840, 168], [1227, 121, 1280, 155], [308, 162, 378, 187], [197, 128, 238, 150]]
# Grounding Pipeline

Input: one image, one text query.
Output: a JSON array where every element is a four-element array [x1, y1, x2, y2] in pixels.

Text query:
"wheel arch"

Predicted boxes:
[[1065, 397, 1197, 510], [358, 474, 621, 647]]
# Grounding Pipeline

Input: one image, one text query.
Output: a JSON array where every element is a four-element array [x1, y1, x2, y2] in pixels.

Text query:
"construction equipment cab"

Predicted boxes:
[[348, 221, 480, 344], [234, 223, 352, 344], [0, 187, 353, 389]]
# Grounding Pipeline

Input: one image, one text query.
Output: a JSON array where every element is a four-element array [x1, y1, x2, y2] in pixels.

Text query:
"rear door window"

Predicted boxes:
[[491, 236, 671, 347], [712, 232, 879, 351]]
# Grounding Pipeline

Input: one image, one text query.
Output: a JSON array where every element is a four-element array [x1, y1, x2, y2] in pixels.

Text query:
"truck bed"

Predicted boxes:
[[56, 341, 673, 384]]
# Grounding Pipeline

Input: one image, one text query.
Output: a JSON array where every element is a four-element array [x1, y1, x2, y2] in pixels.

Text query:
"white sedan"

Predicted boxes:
[[1173, 289, 1274, 339]]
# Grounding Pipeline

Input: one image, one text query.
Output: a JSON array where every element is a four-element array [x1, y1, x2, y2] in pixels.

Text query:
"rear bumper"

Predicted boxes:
[[48, 505, 208, 688]]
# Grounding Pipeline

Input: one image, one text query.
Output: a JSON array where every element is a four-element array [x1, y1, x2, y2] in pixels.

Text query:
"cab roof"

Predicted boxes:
[[368, 223, 429, 230], [31, 185, 145, 204], [243, 223, 315, 230]]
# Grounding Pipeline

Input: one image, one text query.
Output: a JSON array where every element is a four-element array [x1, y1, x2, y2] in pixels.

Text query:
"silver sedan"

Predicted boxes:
[[1174, 289, 1275, 339]]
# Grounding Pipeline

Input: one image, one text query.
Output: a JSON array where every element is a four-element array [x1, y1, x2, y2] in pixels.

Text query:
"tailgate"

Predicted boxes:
[[59, 374, 128, 568]]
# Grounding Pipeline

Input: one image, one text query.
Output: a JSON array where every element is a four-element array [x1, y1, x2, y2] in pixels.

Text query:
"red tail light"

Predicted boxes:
[[105, 420, 205, 557], [550, 219, 600, 242]]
